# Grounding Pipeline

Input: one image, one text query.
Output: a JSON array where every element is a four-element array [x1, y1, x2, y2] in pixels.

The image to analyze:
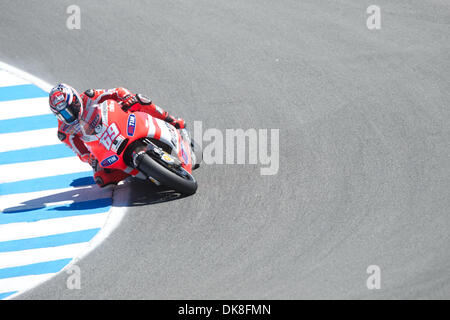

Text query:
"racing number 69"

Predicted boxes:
[[100, 123, 119, 150]]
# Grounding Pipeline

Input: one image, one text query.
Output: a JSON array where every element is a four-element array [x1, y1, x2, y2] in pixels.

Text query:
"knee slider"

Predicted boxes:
[[136, 93, 152, 105]]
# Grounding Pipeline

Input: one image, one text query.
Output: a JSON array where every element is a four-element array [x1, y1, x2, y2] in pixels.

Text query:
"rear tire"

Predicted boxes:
[[137, 153, 198, 195]]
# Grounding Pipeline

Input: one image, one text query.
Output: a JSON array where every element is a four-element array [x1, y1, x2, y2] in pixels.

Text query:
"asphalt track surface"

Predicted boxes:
[[1, 0, 449, 299]]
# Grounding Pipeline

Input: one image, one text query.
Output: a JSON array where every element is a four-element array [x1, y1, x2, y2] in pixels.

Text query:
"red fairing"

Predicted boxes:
[[81, 99, 193, 175], [82, 107, 150, 172]]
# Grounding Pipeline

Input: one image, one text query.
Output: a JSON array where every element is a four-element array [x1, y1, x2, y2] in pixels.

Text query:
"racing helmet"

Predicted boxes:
[[49, 83, 83, 125]]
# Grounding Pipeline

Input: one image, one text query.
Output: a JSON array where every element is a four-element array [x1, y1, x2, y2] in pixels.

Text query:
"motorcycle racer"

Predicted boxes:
[[49, 83, 186, 187]]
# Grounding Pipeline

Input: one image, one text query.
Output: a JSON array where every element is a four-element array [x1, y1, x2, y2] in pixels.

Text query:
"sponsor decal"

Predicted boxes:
[[161, 153, 174, 163], [89, 114, 100, 132], [127, 113, 136, 136], [100, 123, 120, 150], [111, 135, 125, 153], [100, 154, 119, 167]]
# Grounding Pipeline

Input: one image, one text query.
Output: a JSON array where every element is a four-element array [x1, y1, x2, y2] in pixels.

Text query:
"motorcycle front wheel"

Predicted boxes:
[[136, 152, 198, 195]]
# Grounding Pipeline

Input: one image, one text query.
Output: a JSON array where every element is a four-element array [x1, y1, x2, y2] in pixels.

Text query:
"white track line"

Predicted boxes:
[[0, 128, 59, 153], [0, 243, 88, 269], [0, 212, 109, 242], [0, 156, 91, 184], [0, 274, 57, 293], [0, 70, 30, 87], [0, 62, 52, 92], [0, 98, 50, 120]]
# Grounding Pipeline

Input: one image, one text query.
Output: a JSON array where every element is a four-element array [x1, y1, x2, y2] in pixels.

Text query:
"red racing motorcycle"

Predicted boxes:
[[79, 99, 201, 195]]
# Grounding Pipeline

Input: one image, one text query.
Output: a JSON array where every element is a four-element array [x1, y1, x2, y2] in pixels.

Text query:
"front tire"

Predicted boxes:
[[136, 153, 198, 195]]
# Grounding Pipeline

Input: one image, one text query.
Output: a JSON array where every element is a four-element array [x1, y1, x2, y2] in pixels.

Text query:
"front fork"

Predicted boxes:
[[131, 138, 183, 184]]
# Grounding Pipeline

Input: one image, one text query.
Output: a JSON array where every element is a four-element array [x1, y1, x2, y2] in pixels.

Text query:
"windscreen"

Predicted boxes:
[[79, 103, 103, 137]]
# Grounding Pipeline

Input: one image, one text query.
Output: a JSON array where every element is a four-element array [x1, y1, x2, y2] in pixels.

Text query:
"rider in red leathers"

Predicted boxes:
[[49, 83, 186, 187]]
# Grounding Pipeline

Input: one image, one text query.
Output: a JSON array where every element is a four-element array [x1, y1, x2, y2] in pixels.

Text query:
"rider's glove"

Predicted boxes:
[[121, 94, 139, 111]]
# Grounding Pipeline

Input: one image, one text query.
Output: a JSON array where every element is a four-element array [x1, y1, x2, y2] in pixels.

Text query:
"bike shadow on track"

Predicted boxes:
[[112, 177, 189, 207], [1, 187, 111, 215], [1, 176, 187, 215]]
